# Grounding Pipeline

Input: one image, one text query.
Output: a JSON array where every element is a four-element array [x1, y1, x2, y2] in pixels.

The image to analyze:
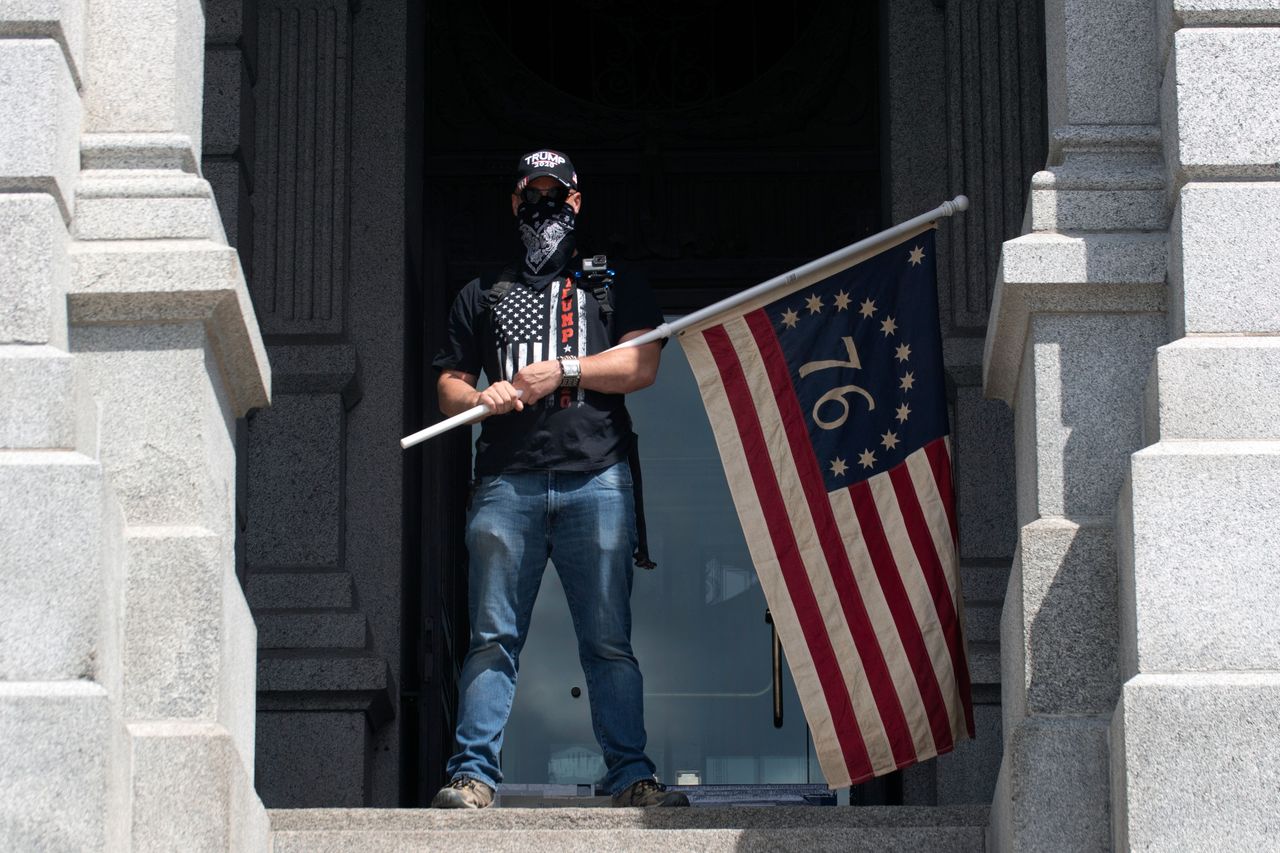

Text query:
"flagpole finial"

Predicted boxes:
[[943, 195, 969, 217]]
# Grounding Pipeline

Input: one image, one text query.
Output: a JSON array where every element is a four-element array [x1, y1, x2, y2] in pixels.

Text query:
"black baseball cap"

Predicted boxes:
[[515, 149, 578, 193]]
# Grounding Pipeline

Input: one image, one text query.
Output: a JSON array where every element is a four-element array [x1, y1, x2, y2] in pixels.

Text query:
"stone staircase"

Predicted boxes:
[[268, 805, 990, 852]]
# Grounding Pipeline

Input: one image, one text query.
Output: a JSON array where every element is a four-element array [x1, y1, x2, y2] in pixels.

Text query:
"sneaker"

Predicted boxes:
[[610, 777, 690, 808], [430, 776, 494, 809]]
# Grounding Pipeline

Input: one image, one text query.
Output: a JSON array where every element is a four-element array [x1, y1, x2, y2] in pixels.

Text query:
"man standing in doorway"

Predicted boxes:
[[430, 150, 688, 809]]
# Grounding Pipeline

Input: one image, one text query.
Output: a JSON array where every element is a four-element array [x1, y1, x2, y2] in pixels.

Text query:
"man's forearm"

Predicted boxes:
[[578, 342, 661, 394], [438, 374, 481, 416]]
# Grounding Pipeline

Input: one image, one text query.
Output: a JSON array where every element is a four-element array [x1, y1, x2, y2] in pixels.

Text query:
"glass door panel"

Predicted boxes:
[[500, 331, 817, 790]]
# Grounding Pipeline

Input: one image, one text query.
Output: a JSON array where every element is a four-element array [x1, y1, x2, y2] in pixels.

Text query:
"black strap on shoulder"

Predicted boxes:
[[481, 265, 520, 312], [579, 256, 656, 568]]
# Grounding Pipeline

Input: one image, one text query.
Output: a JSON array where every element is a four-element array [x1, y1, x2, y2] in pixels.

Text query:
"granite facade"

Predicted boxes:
[[0, 0, 269, 847], [3, 0, 1276, 847], [986, 0, 1280, 849]]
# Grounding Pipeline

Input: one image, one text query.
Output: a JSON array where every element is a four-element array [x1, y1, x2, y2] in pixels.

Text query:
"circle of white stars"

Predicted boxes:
[[772, 248, 929, 478]]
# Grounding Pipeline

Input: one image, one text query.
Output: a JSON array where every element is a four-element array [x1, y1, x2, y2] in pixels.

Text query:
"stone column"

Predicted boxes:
[[983, 0, 1167, 849], [1109, 5, 1280, 849], [0, 2, 129, 849], [885, 0, 1047, 807], [66, 0, 272, 849], [242, 0, 405, 808]]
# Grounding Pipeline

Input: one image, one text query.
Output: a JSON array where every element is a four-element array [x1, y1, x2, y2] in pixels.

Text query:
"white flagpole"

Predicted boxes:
[[400, 194, 968, 449]]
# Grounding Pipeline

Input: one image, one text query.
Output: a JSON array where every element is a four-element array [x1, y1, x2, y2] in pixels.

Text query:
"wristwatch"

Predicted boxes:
[[557, 355, 581, 389]]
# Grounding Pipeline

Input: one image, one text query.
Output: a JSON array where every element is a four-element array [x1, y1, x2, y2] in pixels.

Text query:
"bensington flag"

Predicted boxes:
[[679, 227, 974, 788]]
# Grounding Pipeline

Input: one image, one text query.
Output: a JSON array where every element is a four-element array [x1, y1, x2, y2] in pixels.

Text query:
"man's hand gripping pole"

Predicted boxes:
[[399, 331, 667, 450]]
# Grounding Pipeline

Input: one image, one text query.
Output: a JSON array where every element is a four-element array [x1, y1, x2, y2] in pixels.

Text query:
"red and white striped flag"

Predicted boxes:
[[679, 228, 974, 787]]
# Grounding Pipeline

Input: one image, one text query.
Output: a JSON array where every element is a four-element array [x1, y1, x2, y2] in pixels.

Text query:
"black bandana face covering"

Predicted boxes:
[[517, 197, 576, 286]]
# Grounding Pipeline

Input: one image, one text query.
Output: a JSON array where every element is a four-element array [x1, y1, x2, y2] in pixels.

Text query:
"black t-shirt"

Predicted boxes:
[[432, 261, 664, 476]]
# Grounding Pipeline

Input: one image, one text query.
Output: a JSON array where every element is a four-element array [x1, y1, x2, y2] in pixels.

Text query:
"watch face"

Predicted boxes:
[[558, 356, 580, 388]]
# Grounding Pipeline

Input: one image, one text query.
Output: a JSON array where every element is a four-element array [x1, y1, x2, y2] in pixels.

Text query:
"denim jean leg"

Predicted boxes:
[[551, 462, 656, 795], [444, 472, 550, 789]]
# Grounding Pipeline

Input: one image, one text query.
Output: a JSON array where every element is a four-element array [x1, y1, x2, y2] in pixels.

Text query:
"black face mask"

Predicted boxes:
[[516, 197, 576, 286]]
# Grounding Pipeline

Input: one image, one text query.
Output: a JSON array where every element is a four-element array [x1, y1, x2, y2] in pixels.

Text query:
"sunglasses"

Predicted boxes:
[[520, 185, 571, 205]]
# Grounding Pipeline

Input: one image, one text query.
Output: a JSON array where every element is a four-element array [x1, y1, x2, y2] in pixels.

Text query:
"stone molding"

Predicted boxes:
[[1048, 124, 1162, 164], [1110, 4, 1280, 848], [0, 193, 70, 348], [67, 240, 271, 415], [1168, 181, 1280, 336], [988, 714, 1112, 852], [985, 1, 1170, 847], [75, 170, 225, 242], [983, 232, 1167, 403], [266, 343, 362, 408], [3, 0, 273, 847], [80, 132, 200, 173], [256, 653, 395, 729], [0, 345, 79, 449], [0, 681, 123, 850], [126, 718, 269, 851]]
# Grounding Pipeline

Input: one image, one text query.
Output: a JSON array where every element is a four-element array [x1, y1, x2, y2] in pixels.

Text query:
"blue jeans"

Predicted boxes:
[[444, 461, 657, 796]]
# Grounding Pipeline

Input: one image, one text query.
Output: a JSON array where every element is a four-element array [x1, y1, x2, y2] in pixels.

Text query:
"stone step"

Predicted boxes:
[[268, 806, 989, 853]]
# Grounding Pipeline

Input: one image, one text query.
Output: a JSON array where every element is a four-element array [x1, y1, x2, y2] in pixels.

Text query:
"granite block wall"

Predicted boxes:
[[0, 2, 126, 847], [2, 0, 272, 847], [1110, 9, 1280, 844], [983, 0, 1169, 849]]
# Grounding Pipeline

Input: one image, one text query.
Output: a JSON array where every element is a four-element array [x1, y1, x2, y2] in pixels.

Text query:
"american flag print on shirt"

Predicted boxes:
[[680, 227, 974, 788], [490, 277, 587, 407]]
